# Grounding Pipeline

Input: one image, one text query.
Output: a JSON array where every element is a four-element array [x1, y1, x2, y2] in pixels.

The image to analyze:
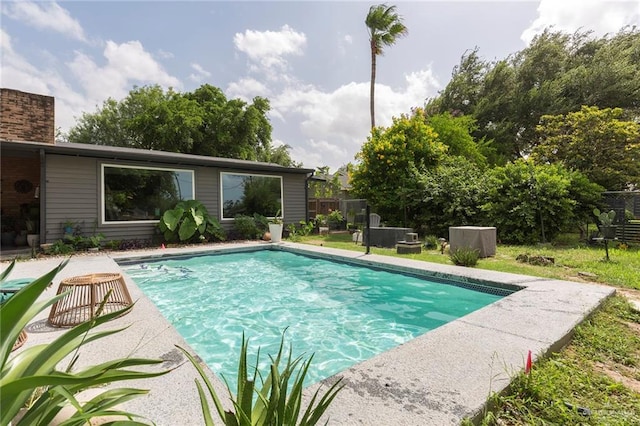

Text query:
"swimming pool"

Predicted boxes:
[[122, 248, 506, 388]]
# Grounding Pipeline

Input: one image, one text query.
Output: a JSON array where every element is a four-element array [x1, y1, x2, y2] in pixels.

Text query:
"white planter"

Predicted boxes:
[[268, 223, 283, 243], [27, 234, 40, 248]]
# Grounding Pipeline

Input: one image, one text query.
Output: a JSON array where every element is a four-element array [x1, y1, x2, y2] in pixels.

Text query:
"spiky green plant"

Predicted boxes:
[[178, 332, 344, 425], [1, 260, 169, 425], [449, 246, 480, 267]]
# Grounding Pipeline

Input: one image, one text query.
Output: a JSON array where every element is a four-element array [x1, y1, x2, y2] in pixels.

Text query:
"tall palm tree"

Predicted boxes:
[[366, 4, 408, 129]]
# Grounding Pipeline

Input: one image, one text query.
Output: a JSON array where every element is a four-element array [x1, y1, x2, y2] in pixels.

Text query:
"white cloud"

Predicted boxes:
[[522, 0, 640, 44], [2, 1, 87, 42], [274, 68, 440, 170], [338, 33, 354, 56], [0, 29, 93, 131], [68, 40, 182, 105], [3, 35, 182, 133], [226, 77, 271, 101], [234, 25, 306, 73], [189, 63, 211, 83], [157, 49, 174, 59]]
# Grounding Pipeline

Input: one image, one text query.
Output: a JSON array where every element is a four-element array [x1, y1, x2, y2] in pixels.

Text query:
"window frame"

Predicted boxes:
[[100, 163, 195, 225], [220, 171, 284, 221]]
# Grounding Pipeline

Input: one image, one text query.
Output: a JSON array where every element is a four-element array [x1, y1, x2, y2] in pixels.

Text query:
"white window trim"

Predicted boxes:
[[101, 163, 195, 225], [220, 171, 284, 221]]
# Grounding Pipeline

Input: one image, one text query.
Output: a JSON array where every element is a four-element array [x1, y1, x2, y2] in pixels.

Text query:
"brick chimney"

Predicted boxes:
[[0, 88, 55, 144]]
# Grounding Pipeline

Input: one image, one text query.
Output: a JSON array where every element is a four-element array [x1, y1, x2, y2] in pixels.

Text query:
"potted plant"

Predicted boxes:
[[62, 219, 75, 236], [25, 218, 39, 249], [327, 209, 345, 231], [268, 210, 283, 243], [593, 208, 617, 239]]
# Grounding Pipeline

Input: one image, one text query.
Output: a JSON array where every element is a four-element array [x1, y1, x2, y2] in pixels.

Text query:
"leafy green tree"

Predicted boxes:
[[365, 3, 408, 128], [185, 85, 273, 161], [67, 84, 294, 165], [428, 28, 640, 162], [430, 48, 488, 118], [67, 98, 131, 147], [565, 170, 606, 238], [482, 160, 577, 244], [121, 85, 202, 152], [425, 112, 487, 167], [351, 110, 446, 224], [533, 105, 640, 190], [415, 157, 488, 237], [262, 143, 300, 167], [309, 166, 342, 198], [68, 85, 201, 151]]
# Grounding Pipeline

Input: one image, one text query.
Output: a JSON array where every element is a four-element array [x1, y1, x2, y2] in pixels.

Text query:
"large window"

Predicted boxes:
[[221, 172, 282, 219], [102, 164, 194, 223]]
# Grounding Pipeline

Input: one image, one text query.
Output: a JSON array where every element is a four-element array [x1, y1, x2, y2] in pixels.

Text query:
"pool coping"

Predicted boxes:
[[3, 241, 615, 425]]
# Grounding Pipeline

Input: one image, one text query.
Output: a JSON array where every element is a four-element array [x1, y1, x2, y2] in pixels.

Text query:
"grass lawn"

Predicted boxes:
[[295, 232, 640, 424], [296, 233, 640, 290]]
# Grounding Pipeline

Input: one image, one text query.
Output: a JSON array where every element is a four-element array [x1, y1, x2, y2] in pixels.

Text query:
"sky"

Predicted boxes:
[[2, 1, 639, 172]]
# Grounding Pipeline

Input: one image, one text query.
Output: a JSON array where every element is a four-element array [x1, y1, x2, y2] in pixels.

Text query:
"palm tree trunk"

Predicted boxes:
[[370, 42, 377, 129]]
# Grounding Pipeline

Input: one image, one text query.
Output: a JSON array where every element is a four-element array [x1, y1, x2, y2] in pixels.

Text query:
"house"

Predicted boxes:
[[0, 88, 314, 247]]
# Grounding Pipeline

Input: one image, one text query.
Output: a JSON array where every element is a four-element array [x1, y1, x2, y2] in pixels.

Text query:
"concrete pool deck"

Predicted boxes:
[[2, 242, 614, 425]]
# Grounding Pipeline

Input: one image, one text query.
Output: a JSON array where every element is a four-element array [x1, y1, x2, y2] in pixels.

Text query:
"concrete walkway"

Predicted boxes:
[[2, 242, 614, 425]]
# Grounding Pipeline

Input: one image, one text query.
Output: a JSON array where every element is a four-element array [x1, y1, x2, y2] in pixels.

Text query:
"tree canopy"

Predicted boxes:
[[533, 105, 640, 190], [350, 110, 446, 223], [427, 28, 640, 164], [66, 84, 297, 167]]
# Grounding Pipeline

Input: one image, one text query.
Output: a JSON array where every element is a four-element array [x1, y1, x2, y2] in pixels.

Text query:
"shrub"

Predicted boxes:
[[119, 239, 151, 251], [253, 213, 269, 233], [297, 220, 315, 236], [50, 240, 74, 255], [449, 246, 480, 267], [287, 221, 315, 241], [423, 235, 438, 249], [327, 210, 343, 223], [286, 223, 301, 242], [105, 239, 121, 250], [482, 160, 576, 244], [234, 215, 262, 240], [413, 157, 488, 236]]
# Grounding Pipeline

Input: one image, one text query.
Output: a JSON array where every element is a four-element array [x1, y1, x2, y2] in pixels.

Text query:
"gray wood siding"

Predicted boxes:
[[195, 166, 219, 219], [282, 173, 308, 223], [45, 155, 102, 242], [44, 156, 308, 243]]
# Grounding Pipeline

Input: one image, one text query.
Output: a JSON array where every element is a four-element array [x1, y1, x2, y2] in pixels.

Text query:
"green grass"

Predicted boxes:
[[296, 232, 640, 424], [477, 296, 640, 426], [297, 233, 640, 290]]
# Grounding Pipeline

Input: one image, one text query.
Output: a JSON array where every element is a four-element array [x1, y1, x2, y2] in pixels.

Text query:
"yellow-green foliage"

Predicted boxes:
[[534, 105, 640, 190], [351, 109, 446, 219]]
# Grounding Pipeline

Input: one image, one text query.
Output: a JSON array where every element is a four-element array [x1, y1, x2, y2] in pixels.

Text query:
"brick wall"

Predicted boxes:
[[0, 88, 55, 144]]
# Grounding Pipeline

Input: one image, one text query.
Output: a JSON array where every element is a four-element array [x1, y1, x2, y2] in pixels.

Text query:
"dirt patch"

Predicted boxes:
[[618, 288, 640, 303], [593, 362, 640, 393], [626, 321, 640, 334]]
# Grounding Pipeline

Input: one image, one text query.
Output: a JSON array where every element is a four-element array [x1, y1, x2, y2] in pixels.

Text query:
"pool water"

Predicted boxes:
[[123, 250, 503, 388]]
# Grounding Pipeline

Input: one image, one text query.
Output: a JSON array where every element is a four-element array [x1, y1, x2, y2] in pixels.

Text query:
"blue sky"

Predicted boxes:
[[2, 1, 639, 171]]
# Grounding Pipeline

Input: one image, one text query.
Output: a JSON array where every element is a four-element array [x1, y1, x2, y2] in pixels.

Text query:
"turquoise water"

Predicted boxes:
[[123, 250, 502, 388]]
